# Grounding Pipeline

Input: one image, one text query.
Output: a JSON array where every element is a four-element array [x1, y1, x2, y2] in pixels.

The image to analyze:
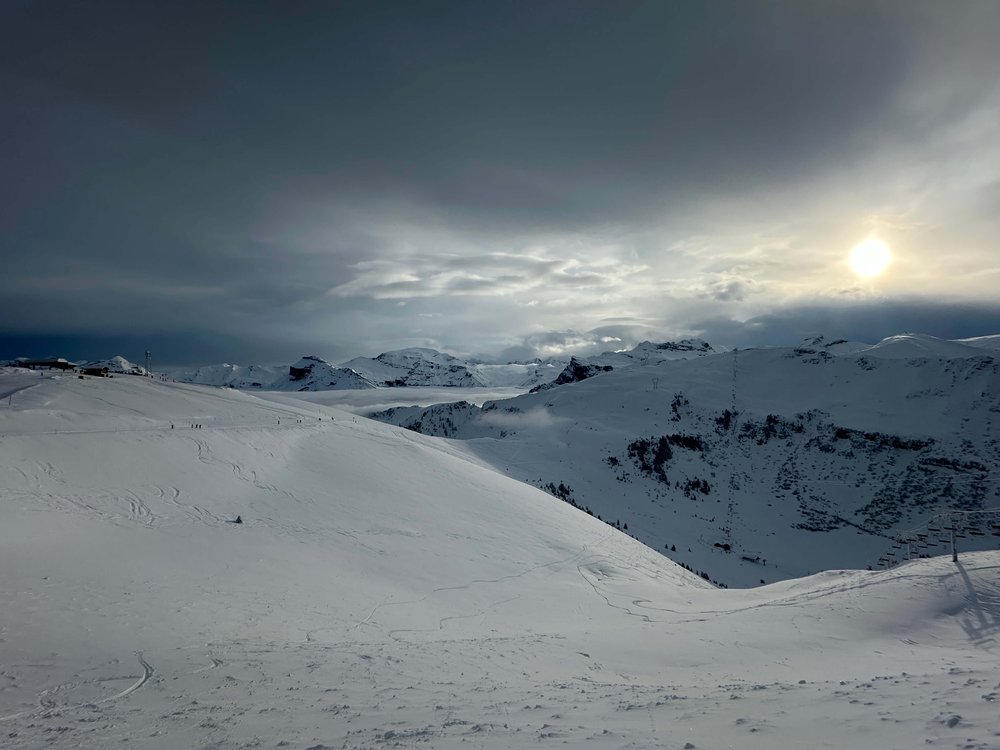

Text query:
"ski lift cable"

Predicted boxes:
[[871, 506, 1000, 568]]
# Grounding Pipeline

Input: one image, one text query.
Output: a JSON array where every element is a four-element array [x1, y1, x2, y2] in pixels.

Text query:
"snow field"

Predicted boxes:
[[1, 370, 998, 749]]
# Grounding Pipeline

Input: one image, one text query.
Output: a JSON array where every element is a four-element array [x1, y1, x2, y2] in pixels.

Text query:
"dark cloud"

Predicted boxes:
[[0, 330, 308, 368], [1, 2, 998, 363], [0, 2, 916, 232]]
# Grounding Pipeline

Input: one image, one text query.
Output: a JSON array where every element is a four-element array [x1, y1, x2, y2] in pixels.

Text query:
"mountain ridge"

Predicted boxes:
[[161, 331, 999, 391], [371, 342, 1000, 587]]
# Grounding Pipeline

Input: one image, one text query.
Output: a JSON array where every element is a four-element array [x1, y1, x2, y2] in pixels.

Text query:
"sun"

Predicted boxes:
[[849, 238, 892, 278]]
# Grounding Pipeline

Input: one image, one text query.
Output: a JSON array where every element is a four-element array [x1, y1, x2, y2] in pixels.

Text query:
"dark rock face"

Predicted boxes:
[[530, 358, 613, 392]]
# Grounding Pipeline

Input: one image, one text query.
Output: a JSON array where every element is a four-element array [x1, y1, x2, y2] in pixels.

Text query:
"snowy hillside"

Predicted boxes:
[[339, 347, 487, 387], [77, 334, 1000, 393], [169, 339, 717, 392], [168, 361, 284, 389], [798, 334, 871, 355], [80, 354, 147, 376], [591, 338, 719, 367], [467, 359, 565, 388], [957, 333, 1000, 351], [169, 357, 375, 391], [2, 369, 998, 749], [345, 347, 593, 388], [861, 332, 992, 359], [170, 349, 557, 390], [269, 355, 377, 391], [373, 343, 1000, 587]]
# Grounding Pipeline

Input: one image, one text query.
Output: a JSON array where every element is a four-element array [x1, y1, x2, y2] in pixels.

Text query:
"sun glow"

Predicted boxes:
[[849, 238, 892, 278]]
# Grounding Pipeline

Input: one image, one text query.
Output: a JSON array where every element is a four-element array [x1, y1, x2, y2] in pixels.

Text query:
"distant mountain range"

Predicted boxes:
[[167, 338, 718, 391], [11, 331, 993, 587], [369, 332, 1000, 587], [161, 332, 1000, 392]]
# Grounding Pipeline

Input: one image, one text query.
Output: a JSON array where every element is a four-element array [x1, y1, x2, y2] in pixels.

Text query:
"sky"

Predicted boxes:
[[2, 1, 1000, 365]]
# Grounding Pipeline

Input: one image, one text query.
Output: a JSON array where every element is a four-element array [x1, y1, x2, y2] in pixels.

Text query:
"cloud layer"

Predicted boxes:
[[2, 2, 999, 362]]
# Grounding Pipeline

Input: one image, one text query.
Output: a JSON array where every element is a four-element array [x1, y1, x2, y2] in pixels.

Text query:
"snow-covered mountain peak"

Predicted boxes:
[[290, 354, 329, 368], [342, 347, 487, 387], [82, 355, 148, 376], [374, 347, 461, 364], [863, 332, 993, 359], [376, 344, 1000, 587], [589, 338, 719, 370], [955, 333, 1000, 351], [797, 335, 871, 355], [166, 331, 1000, 394], [636, 338, 715, 354], [273, 355, 375, 391], [529, 357, 614, 392]]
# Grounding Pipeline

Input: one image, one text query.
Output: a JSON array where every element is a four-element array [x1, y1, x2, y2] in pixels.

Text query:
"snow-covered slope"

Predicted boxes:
[[168, 340, 716, 393], [3, 371, 1000, 748], [1, 370, 998, 749], [467, 359, 565, 388], [374, 345, 1000, 587], [267, 355, 377, 391], [796, 332, 993, 359], [168, 361, 284, 388], [169, 340, 716, 393], [954, 333, 1000, 352], [860, 332, 990, 359], [172, 353, 561, 391], [799, 334, 872, 355], [80, 354, 147, 375], [169, 357, 375, 391], [593, 338, 719, 368], [341, 347, 489, 387]]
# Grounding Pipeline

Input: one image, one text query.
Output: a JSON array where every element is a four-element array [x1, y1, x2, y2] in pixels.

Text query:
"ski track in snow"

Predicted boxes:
[[4, 639, 997, 750], [1, 417, 319, 531], [0, 652, 153, 723], [374, 531, 619, 640]]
